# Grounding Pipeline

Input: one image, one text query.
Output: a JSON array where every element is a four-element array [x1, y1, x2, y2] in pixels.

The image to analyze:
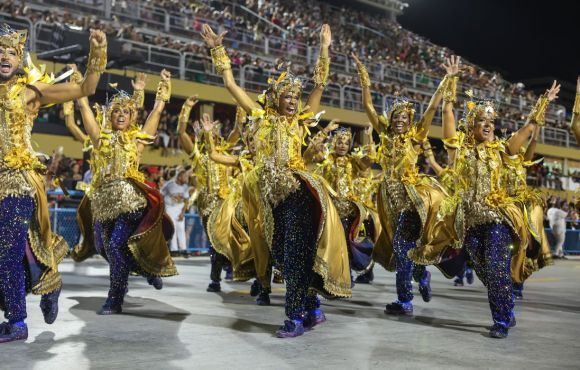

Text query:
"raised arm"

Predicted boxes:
[[177, 96, 198, 156], [201, 24, 259, 113], [131, 72, 147, 109], [304, 119, 339, 164], [200, 114, 240, 167], [571, 76, 580, 143], [62, 101, 87, 143], [29, 30, 107, 107], [422, 140, 445, 176], [305, 24, 331, 114], [358, 124, 376, 169], [524, 125, 540, 161], [415, 56, 459, 141], [507, 81, 560, 155], [352, 53, 380, 132], [141, 69, 171, 137]]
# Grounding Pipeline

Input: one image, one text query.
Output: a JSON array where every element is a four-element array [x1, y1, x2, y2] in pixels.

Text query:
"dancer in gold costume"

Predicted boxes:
[[0, 26, 106, 343], [72, 69, 177, 315], [202, 23, 351, 338]]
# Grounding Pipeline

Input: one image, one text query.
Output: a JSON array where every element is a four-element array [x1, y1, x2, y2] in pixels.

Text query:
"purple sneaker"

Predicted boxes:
[[0, 322, 28, 344], [98, 299, 123, 315], [40, 287, 61, 324], [276, 319, 305, 338], [385, 301, 413, 316], [418, 270, 432, 302], [147, 277, 163, 290], [465, 268, 474, 285], [304, 308, 326, 329], [489, 324, 509, 339]]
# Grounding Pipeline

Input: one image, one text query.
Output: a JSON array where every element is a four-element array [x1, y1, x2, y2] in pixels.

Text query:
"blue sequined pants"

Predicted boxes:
[[272, 182, 320, 320], [393, 211, 423, 303], [95, 209, 144, 308], [0, 196, 34, 323], [464, 223, 514, 329]]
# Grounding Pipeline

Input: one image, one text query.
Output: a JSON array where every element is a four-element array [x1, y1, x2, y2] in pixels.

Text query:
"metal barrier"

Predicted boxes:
[[544, 228, 580, 254], [49, 208, 210, 252]]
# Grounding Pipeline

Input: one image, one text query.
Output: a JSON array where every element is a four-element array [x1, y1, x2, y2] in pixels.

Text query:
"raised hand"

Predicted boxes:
[[160, 69, 171, 82], [546, 80, 561, 102], [131, 72, 147, 90], [324, 119, 340, 134], [351, 52, 362, 65], [201, 24, 227, 48], [201, 113, 218, 132], [364, 123, 373, 137], [185, 95, 199, 107], [441, 55, 461, 76], [89, 29, 107, 48], [66, 64, 78, 72], [320, 24, 332, 49]]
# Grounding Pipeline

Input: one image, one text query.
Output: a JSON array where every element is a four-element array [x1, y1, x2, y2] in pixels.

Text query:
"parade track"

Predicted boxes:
[[1, 257, 579, 369]]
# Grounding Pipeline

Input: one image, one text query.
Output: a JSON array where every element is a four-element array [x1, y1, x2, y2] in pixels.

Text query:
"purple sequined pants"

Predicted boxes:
[[464, 223, 514, 329], [272, 182, 320, 320], [95, 209, 144, 308], [393, 211, 423, 303], [0, 196, 34, 323]]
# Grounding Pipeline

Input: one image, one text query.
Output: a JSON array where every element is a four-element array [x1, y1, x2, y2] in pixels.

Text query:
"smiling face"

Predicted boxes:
[[0, 46, 20, 81], [472, 111, 495, 143], [391, 110, 411, 134], [334, 136, 350, 156], [277, 90, 300, 117], [110, 105, 133, 131]]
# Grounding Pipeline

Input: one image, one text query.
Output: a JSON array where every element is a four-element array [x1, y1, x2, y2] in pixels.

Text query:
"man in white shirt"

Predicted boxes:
[[161, 170, 191, 256], [547, 201, 569, 258]]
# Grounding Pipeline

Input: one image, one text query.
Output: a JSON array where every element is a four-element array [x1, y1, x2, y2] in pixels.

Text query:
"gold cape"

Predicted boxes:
[[242, 169, 352, 298], [374, 176, 456, 271], [72, 179, 178, 277], [26, 171, 69, 294]]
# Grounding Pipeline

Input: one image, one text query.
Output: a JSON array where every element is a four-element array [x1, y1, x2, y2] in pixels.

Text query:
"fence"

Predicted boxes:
[[49, 208, 210, 252]]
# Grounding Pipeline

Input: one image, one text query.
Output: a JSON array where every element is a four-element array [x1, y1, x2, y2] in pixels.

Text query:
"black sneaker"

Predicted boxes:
[[489, 324, 509, 339], [256, 292, 270, 306], [250, 280, 261, 297], [206, 281, 221, 293], [385, 301, 413, 316]]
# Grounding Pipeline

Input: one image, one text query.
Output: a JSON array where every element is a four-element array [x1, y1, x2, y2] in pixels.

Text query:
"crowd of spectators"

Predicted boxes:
[[2, 0, 566, 129]]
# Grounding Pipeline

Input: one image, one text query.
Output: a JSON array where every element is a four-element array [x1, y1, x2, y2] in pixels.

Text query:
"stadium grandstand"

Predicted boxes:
[[1, 0, 578, 253]]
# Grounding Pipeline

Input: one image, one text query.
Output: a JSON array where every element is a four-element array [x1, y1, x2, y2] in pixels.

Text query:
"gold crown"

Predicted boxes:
[[0, 26, 27, 56], [258, 70, 303, 111], [95, 90, 140, 130], [333, 127, 353, 145], [463, 96, 497, 130]]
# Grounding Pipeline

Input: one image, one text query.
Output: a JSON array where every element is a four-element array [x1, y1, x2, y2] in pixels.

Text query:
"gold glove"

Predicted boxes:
[[312, 56, 330, 88], [355, 61, 371, 88], [86, 42, 107, 74], [70, 70, 84, 84], [178, 103, 193, 128], [156, 79, 171, 102], [442, 75, 458, 103], [210, 45, 231, 74], [132, 89, 145, 109], [528, 94, 549, 126]]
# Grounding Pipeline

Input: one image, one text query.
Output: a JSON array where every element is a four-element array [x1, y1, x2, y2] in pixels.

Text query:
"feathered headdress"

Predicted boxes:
[[95, 84, 140, 130]]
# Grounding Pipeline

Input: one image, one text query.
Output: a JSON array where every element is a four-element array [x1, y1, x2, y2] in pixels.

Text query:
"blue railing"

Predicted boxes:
[[48, 208, 210, 252]]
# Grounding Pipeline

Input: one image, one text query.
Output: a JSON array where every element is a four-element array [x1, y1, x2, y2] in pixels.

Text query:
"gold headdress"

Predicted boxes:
[[96, 87, 140, 130], [460, 89, 497, 132], [331, 126, 353, 150], [378, 94, 416, 131], [257, 67, 303, 113], [0, 25, 27, 57]]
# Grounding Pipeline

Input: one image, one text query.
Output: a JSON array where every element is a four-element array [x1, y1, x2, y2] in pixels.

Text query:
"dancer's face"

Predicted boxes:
[[277, 91, 299, 117], [0, 47, 20, 81], [391, 110, 410, 134], [111, 106, 133, 131], [334, 137, 350, 156], [472, 112, 495, 143]]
